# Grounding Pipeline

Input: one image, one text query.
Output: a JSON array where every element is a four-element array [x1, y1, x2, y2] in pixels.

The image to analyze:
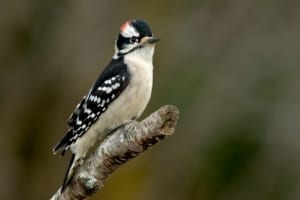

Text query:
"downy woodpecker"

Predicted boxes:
[[53, 19, 159, 191]]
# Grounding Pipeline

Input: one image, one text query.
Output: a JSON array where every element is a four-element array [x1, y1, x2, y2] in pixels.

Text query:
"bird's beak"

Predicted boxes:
[[141, 36, 160, 45], [147, 37, 160, 44]]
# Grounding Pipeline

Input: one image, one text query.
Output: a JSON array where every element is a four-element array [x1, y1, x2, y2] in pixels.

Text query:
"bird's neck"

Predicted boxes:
[[126, 46, 155, 64]]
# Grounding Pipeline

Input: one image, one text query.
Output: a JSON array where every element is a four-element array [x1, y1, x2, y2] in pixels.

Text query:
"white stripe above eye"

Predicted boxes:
[[121, 24, 139, 38]]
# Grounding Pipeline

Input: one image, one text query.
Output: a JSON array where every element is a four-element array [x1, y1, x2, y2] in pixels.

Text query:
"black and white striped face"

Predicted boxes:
[[114, 19, 159, 58]]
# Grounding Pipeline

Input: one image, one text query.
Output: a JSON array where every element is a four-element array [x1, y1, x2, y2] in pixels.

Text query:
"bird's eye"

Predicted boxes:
[[130, 37, 139, 44]]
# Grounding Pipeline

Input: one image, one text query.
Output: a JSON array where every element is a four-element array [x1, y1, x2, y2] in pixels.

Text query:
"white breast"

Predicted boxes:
[[71, 46, 155, 156], [98, 47, 154, 130]]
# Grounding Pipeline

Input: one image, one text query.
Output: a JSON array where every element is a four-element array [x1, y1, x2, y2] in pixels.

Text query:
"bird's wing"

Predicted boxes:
[[53, 59, 130, 154]]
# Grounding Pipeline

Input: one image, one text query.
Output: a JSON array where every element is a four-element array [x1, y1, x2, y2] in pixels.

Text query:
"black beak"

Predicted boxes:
[[147, 37, 160, 44]]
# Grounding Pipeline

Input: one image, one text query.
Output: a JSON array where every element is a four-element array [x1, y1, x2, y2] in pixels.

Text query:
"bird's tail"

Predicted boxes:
[[61, 154, 84, 192]]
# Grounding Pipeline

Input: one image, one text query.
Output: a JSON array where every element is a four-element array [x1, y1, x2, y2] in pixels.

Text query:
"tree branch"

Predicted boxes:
[[51, 105, 179, 200]]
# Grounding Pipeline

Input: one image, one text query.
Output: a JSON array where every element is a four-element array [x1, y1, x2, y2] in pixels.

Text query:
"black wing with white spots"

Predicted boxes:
[[53, 58, 130, 155]]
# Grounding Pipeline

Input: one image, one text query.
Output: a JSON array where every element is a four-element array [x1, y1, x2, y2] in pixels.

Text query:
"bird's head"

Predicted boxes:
[[114, 19, 159, 59]]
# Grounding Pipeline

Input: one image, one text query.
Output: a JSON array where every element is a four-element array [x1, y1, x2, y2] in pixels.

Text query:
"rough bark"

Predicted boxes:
[[51, 105, 179, 200]]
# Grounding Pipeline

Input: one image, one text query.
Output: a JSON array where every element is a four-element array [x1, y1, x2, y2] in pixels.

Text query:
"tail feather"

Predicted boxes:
[[61, 154, 76, 192], [60, 154, 85, 192]]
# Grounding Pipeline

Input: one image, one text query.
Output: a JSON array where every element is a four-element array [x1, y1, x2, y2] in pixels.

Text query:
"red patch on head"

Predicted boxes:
[[120, 20, 131, 32]]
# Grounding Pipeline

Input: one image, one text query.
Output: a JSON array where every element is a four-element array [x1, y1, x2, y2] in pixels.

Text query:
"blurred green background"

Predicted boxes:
[[1, 0, 300, 199]]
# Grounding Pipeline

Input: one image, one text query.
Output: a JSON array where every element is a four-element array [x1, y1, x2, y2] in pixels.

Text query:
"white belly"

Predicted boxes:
[[71, 52, 153, 157], [93, 57, 153, 134]]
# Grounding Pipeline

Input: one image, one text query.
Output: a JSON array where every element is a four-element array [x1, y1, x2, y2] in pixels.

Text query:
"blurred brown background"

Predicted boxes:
[[1, 0, 300, 199]]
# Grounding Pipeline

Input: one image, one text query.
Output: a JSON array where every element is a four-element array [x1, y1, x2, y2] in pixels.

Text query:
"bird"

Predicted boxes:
[[52, 19, 159, 192]]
